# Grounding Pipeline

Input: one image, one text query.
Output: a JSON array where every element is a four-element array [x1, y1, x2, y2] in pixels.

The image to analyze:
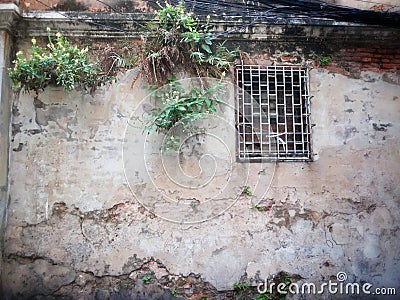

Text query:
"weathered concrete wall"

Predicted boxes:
[[0, 3, 20, 296], [2, 11, 400, 298], [3, 62, 400, 298]]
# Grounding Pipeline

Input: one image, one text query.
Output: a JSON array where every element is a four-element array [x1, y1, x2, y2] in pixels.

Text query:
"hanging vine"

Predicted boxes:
[[138, 2, 239, 148]]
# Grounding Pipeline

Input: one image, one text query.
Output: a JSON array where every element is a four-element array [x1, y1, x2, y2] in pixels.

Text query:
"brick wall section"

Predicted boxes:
[[336, 47, 400, 73]]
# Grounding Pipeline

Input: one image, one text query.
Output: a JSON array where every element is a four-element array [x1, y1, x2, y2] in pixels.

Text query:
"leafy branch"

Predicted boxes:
[[139, 2, 239, 151], [145, 77, 223, 134], [144, 77, 225, 151]]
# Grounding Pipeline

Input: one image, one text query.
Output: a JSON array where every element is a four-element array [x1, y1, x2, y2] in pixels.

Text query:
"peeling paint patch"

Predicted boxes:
[[372, 123, 392, 131], [12, 143, 24, 152], [11, 123, 22, 137], [27, 129, 41, 135], [344, 95, 355, 102], [343, 125, 359, 143]]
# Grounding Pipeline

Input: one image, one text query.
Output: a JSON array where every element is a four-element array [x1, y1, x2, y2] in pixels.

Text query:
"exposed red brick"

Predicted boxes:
[[325, 62, 337, 67], [332, 47, 400, 74], [281, 56, 292, 61], [388, 49, 397, 54], [364, 67, 382, 73], [360, 53, 374, 58], [356, 48, 372, 52], [381, 64, 398, 69], [326, 65, 351, 76], [349, 56, 364, 62], [342, 56, 356, 61]]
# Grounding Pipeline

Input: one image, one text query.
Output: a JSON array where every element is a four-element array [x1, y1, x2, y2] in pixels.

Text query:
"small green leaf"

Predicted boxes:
[[140, 275, 152, 283], [204, 37, 212, 45], [201, 44, 212, 54]]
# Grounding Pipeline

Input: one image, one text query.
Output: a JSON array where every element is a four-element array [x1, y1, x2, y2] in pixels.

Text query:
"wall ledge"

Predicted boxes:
[[14, 10, 400, 47], [0, 4, 21, 33]]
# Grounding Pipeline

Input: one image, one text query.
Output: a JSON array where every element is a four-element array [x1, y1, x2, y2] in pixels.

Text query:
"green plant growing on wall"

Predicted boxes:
[[319, 56, 332, 67], [140, 2, 238, 151], [232, 281, 250, 299], [242, 186, 252, 196], [140, 275, 152, 283], [139, 1, 238, 85], [255, 295, 272, 300], [144, 76, 224, 150], [9, 28, 98, 95], [233, 281, 249, 292], [255, 205, 265, 211], [145, 77, 222, 132]]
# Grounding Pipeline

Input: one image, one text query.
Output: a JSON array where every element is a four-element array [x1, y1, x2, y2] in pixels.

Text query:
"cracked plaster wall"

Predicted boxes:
[[3, 64, 400, 297], [0, 4, 20, 295]]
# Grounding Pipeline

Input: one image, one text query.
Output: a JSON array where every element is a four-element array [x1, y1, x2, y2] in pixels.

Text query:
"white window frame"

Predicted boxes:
[[236, 64, 312, 161]]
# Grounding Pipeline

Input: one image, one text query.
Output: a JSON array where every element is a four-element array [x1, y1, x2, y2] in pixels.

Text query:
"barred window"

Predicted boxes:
[[236, 65, 312, 161]]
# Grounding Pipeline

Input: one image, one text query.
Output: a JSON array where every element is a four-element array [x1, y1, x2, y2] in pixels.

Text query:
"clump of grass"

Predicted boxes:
[[319, 56, 332, 67], [242, 186, 252, 196]]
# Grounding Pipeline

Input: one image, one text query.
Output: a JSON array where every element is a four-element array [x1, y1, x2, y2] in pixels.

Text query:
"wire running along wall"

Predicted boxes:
[[31, 0, 400, 35], [167, 0, 400, 28]]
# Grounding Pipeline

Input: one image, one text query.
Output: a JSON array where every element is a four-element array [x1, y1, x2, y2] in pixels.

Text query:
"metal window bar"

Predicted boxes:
[[236, 64, 312, 161]]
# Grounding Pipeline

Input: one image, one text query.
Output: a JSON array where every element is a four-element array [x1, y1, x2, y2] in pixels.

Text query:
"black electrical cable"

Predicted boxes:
[[259, 0, 400, 28], [92, 0, 147, 29], [182, 0, 400, 28], [33, 0, 400, 37]]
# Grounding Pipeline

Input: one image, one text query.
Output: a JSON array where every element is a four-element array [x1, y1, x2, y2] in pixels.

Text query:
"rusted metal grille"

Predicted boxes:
[[236, 65, 312, 161]]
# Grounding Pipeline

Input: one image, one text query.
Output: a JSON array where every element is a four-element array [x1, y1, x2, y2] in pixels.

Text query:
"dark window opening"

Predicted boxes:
[[236, 65, 312, 161]]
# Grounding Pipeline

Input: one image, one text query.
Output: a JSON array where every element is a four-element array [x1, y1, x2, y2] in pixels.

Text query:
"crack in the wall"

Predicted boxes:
[[6, 253, 58, 266], [3, 252, 229, 299]]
